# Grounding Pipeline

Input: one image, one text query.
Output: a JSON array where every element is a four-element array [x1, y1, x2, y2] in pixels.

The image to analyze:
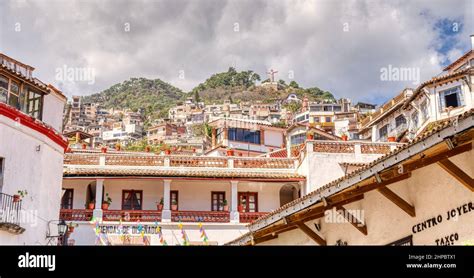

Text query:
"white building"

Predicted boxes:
[[0, 53, 68, 245]]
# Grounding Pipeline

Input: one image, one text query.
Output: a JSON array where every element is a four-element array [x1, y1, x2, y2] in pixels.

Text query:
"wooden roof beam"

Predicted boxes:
[[295, 222, 327, 246], [437, 158, 474, 192], [336, 205, 368, 235], [377, 186, 416, 217]]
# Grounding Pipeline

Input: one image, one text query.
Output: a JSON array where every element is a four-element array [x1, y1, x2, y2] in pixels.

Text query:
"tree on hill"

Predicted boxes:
[[289, 81, 299, 88], [192, 67, 261, 93]]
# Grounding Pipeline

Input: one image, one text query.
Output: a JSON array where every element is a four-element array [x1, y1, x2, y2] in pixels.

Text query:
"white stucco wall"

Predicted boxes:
[[42, 93, 66, 132], [0, 114, 64, 245], [305, 151, 383, 192], [264, 130, 283, 147], [261, 150, 474, 246]]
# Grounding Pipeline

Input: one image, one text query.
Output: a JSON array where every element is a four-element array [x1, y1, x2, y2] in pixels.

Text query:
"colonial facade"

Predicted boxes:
[[61, 150, 305, 245], [0, 53, 68, 245], [227, 109, 474, 246]]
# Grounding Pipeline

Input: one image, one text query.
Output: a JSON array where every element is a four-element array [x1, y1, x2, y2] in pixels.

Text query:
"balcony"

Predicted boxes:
[[0, 193, 25, 234], [171, 211, 230, 223], [60, 209, 93, 221], [59, 209, 269, 224], [239, 212, 269, 223]]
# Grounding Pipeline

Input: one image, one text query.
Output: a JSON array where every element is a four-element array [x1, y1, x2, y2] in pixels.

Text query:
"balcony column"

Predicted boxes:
[[93, 179, 104, 219], [230, 180, 239, 223], [162, 179, 172, 222]]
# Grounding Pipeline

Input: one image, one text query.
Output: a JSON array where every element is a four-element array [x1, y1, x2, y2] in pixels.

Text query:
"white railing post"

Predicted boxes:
[[99, 155, 105, 166], [162, 179, 172, 222], [164, 157, 170, 167], [230, 181, 239, 223], [93, 179, 104, 219], [228, 158, 234, 168]]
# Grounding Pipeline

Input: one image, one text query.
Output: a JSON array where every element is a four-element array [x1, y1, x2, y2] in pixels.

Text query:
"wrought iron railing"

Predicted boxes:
[[0, 193, 22, 226]]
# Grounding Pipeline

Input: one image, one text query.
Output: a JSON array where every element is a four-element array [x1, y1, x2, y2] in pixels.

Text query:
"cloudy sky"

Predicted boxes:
[[0, 0, 472, 104]]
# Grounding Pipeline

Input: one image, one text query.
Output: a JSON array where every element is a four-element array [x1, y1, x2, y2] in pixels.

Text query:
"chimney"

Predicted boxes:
[[471, 34, 474, 51]]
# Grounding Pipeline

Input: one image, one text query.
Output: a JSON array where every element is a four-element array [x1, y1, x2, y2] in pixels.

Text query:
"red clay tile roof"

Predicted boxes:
[[230, 109, 474, 243], [63, 167, 305, 180]]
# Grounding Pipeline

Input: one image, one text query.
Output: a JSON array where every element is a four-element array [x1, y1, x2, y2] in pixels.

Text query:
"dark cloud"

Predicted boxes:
[[0, 0, 471, 104]]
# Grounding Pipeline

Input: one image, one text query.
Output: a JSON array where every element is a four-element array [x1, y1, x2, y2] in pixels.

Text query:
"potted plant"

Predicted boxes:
[[13, 190, 28, 202], [82, 143, 87, 149], [115, 143, 121, 151], [102, 193, 112, 210], [171, 200, 178, 211], [340, 132, 348, 141], [238, 204, 244, 212], [387, 136, 396, 142], [67, 223, 78, 233], [157, 197, 164, 210], [145, 145, 151, 152], [87, 200, 95, 210], [306, 130, 315, 140], [101, 146, 107, 153], [222, 200, 229, 211], [226, 148, 234, 156]]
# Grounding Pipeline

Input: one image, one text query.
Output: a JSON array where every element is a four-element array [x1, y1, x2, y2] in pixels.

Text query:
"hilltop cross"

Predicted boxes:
[[267, 69, 278, 82]]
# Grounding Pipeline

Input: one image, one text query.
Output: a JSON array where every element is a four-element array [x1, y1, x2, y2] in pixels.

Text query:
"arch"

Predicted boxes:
[[279, 183, 298, 207]]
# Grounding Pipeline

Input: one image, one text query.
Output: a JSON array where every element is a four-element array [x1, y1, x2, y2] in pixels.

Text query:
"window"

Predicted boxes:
[[0, 158, 3, 193], [228, 128, 261, 144], [122, 190, 143, 210], [0, 75, 8, 104], [395, 115, 406, 128], [325, 117, 331, 122], [439, 86, 464, 111], [290, 133, 306, 145], [420, 101, 429, 122], [27, 89, 43, 119], [314, 117, 320, 123], [388, 235, 413, 246], [170, 190, 179, 209], [61, 189, 74, 209], [238, 192, 258, 212], [379, 124, 388, 139], [8, 81, 20, 109], [411, 113, 419, 129], [211, 191, 225, 211], [309, 106, 322, 112]]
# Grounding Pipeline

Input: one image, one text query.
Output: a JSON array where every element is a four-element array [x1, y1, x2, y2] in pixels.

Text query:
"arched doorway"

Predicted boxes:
[[279, 184, 298, 207]]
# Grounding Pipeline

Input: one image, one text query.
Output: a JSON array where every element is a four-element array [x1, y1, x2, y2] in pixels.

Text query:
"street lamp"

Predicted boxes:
[[46, 219, 69, 245]]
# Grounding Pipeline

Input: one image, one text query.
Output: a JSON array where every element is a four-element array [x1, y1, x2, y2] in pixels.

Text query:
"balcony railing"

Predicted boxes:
[[60, 209, 93, 221], [239, 212, 269, 223], [0, 193, 22, 226], [64, 152, 299, 169], [103, 210, 162, 222], [171, 211, 230, 223]]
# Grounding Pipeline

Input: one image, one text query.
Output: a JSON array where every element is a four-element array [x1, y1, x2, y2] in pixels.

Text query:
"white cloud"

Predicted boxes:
[[0, 0, 471, 104]]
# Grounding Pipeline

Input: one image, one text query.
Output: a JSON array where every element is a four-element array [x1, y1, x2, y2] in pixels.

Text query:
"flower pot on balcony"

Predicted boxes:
[[387, 136, 396, 142], [115, 144, 121, 151], [82, 143, 87, 149], [88, 203, 95, 210], [306, 134, 314, 140], [101, 147, 107, 153], [171, 204, 178, 211], [145, 146, 151, 152], [223, 205, 229, 212], [238, 205, 244, 212], [341, 135, 348, 141], [13, 194, 21, 202], [68, 226, 75, 233], [157, 204, 163, 211], [165, 149, 171, 155], [226, 149, 234, 156], [102, 203, 109, 210]]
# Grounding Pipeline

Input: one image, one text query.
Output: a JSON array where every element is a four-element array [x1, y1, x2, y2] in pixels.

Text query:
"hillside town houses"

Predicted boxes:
[[0, 34, 473, 246]]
